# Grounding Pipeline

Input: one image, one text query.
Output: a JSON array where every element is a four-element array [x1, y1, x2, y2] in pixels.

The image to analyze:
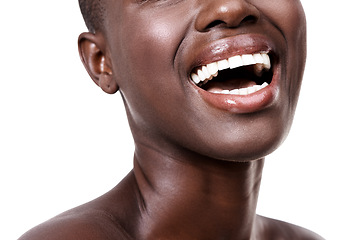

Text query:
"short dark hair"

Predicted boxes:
[[79, 0, 105, 33]]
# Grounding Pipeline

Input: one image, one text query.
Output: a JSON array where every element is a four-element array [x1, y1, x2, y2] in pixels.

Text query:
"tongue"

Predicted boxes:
[[204, 78, 256, 92]]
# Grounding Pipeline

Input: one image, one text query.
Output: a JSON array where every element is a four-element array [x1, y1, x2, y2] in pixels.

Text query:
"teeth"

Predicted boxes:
[[229, 89, 239, 94], [201, 65, 211, 79], [254, 63, 264, 76], [253, 53, 264, 64], [247, 86, 256, 94], [197, 68, 206, 81], [241, 54, 256, 66], [238, 88, 247, 95], [261, 53, 271, 70], [228, 55, 243, 69], [191, 73, 201, 84], [191, 52, 271, 85], [208, 82, 269, 96], [217, 59, 230, 71], [206, 62, 218, 75]]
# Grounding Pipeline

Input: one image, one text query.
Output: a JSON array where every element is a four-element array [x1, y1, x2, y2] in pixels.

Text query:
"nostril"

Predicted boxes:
[[242, 15, 258, 24], [204, 15, 258, 31], [206, 20, 226, 29]]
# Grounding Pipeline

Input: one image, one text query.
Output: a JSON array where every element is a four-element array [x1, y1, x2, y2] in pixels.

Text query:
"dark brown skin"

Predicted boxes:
[[19, 0, 324, 239]]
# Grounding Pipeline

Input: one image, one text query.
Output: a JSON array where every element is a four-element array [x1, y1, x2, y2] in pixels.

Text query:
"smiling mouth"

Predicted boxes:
[[190, 52, 273, 95]]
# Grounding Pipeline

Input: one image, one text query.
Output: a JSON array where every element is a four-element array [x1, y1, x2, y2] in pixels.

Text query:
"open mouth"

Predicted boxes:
[[190, 52, 273, 95]]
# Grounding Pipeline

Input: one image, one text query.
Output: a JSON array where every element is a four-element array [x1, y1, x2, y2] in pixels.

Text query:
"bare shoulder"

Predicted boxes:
[[18, 207, 132, 240], [18, 208, 132, 240], [18, 173, 137, 240], [257, 215, 325, 240]]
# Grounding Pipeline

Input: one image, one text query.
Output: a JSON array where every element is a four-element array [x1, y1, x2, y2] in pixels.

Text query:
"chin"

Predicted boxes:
[[183, 112, 293, 162]]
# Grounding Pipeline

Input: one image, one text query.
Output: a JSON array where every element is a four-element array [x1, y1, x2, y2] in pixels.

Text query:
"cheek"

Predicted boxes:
[[280, 1, 306, 112], [255, 0, 306, 52], [119, 8, 189, 90], [109, 9, 192, 134], [255, 0, 306, 24], [256, 0, 306, 110], [254, 0, 306, 50], [272, 0, 307, 62]]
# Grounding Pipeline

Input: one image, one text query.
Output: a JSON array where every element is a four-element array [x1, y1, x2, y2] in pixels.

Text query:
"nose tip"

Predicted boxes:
[[195, 0, 260, 32]]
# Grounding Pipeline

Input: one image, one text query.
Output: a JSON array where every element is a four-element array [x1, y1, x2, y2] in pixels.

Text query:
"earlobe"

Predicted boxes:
[[78, 32, 119, 94], [99, 72, 119, 94]]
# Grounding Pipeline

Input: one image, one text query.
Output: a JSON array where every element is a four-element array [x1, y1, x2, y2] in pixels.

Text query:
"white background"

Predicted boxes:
[[1, 1, 359, 239]]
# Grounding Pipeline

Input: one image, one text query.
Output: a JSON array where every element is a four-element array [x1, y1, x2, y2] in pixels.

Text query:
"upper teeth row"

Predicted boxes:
[[191, 53, 271, 85]]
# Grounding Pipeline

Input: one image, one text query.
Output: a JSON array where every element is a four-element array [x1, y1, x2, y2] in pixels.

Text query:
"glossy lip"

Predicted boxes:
[[188, 34, 280, 114], [188, 34, 275, 71]]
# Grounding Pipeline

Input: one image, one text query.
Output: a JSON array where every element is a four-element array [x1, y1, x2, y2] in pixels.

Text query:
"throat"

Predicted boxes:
[[133, 144, 265, 239]]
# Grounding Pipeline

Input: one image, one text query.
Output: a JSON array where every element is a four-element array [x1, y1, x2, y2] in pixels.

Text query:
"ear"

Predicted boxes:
[[78, 32, 119, 94]]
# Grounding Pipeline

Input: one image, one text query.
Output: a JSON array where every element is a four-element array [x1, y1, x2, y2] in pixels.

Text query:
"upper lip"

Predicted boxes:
[[188, 34, 277, 77]]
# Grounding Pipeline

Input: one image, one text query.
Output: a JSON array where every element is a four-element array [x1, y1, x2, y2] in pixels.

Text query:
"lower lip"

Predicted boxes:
[[197, 72, 279, 114]]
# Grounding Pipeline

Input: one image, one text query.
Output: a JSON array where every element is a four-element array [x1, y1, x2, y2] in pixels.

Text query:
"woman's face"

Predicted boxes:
[[103, 0, 306, 161]]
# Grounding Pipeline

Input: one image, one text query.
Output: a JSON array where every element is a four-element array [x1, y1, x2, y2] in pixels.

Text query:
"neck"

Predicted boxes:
[[132, 142, 264, 240]]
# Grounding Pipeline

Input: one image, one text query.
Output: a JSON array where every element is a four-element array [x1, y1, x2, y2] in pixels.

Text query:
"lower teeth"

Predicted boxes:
[[209, 82, 268, 95]]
